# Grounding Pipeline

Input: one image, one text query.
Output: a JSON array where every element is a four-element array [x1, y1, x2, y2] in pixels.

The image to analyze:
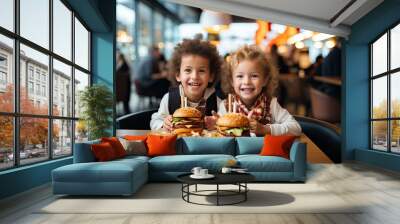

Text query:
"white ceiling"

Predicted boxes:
[[167, 0, 384, 38]]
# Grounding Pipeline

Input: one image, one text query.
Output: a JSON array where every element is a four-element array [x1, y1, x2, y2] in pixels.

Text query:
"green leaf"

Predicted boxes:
[[79, 84, 113, 140]]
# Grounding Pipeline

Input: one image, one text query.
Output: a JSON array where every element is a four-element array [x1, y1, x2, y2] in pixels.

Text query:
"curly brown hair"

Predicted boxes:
[[169, 39, 222, 86], [221, 45, 278, 98]]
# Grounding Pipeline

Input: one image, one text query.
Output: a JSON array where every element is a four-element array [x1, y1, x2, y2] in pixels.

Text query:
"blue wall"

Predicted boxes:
[[344, 0, 400, 171], [0, 0, 116, 200]]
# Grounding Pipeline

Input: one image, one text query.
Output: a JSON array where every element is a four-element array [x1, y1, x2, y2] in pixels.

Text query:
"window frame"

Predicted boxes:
[[370, 20, 400, 154], [0, 0, 91, 171]]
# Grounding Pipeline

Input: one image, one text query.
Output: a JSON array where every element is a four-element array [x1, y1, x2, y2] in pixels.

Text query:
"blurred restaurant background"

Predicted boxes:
[[116, 0, 342, 126]]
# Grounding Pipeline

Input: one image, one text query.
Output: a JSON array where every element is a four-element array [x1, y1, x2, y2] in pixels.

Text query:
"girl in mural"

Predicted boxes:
[[217, 45, 302, 136], [150, 39, 223, 131]]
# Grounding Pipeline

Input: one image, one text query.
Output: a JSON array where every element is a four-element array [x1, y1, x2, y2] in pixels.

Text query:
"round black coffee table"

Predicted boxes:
[[177, 173, 255, 206]]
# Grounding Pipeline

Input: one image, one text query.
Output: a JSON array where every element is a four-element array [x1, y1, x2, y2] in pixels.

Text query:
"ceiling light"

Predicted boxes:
[[200, 10, 231, 34], [295, 41, 305, 49], [314, 41, 323, 49], [312, 33, 334, 41]]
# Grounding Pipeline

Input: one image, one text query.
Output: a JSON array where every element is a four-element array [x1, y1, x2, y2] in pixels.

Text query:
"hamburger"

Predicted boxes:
[[172, 107, 204, 136], [216, 113, 250, 137]]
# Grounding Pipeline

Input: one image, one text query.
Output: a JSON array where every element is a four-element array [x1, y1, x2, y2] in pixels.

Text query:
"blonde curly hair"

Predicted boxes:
[[222, 45, 278, 98]]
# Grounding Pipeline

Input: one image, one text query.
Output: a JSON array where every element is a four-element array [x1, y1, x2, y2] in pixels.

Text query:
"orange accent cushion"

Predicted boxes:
[[260, 135, 297, 159], [124, 135, 147, 141], [91, 142, 117, 161], [101, 137, 127, 158], [146, 134, 177, 157]]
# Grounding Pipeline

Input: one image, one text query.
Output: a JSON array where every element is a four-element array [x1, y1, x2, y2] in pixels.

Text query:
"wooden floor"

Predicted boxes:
[[1, 162, 400, 224]]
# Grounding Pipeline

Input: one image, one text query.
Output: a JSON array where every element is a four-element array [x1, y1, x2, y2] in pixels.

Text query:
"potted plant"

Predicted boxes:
[[79, 84, 113, 140]]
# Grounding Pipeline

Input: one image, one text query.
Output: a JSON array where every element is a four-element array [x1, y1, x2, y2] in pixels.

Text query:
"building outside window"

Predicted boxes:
[[28, 81, 34, 94], [0, 0, 91, 170], [371, 23, 400, 154]]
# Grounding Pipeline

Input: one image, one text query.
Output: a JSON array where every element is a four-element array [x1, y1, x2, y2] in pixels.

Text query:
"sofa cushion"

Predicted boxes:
[[73, 140, 100, 163], [146, 134, 177, 157], [52, 159, 147, 183], [177, 137, 236, 155], [91, 142, 118, 161], [235, 137, 264, 155], [149, 154, 235, 172], [236, 155, 293, 172], [119, 138, 147, 156], [101, 137, 127, 158]]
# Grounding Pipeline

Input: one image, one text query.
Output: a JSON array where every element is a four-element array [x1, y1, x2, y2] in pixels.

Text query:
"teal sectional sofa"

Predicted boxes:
[[52, 137, 306, 196]]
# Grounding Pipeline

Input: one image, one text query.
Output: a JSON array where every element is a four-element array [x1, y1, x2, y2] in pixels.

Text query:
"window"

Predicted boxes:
[[28, 67, 34, 80], [20, 0, 49, 49], [53, 0, 72, 60], [371, 23, 400, 154], [0, 0, 14, 32], [42, 85, 46, 97], [138, 2, 151, 58], [28, 81, 34, 94], [0, 71, 6, 85], [116, 0, 135, 62], [36, 84, 40, 95], [74, 17, 89, 70], [0, 0, 91, 170]]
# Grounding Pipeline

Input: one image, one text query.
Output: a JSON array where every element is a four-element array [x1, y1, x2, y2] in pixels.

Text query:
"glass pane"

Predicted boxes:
[[74, 69, 89, 118], [391, 72, 400, 118], [53, 0, 72, 60], [154, 12, 163, 48], [164, 19, 174, 59], [20, 44, 49, 115], [117, 1, 136, 62], [53, 59, 72, 117], [0, 0, 14, 31], [75, 120, 88, 143], [372, 33, 387, 76], [20, 117, 49, 165], [0, 35, 14, 112], [391, 24, 400, 70], [0, 116, 14, 170], [20, 0, 49, 49], [74, 18, 89, 70], [372, 76, 387, 119], [138, 2, 151, 58], [53, 119, 72, 157], [372, 121, 388, 151], [391, 120, 400, 153]]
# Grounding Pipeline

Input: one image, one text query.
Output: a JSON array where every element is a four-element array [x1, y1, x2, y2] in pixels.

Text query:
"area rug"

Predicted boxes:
[[38, 183, 361, 214]]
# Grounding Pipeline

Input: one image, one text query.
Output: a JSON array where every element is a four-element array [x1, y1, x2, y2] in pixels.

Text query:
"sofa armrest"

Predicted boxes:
[[73, 140, 100, 163], [289, 140, 307, 181]]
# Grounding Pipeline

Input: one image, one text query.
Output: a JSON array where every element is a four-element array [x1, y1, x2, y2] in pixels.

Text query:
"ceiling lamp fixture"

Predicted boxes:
[[200, 10, 232, 34], [312, 33, 334, 42], [117, 30, 133, 43]]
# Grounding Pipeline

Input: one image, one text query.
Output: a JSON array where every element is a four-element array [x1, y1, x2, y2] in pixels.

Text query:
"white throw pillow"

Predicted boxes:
[[119, 138, 147, 156]]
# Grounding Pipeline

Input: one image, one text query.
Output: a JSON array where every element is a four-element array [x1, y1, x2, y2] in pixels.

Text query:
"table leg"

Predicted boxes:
[[245, 183, 247, 201], [217, 184, 219, 206], [195, 184, 197, 192]]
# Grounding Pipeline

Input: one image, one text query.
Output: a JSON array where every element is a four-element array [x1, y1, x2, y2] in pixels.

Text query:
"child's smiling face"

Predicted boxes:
[[176, 54, 213, 102], [232, 59, 267, 107]]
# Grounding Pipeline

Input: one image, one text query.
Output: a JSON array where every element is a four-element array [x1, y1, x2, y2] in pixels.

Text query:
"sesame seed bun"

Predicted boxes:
[[216, 113, 249, 128], [173, 107, 202, 118]]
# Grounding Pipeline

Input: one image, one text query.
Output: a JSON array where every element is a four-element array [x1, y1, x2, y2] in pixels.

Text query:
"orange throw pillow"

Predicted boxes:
[[260, 135, 297, 159], [124, 135, 147, 141], [101, 137, 127, 158], [146, 134, 177, 157], [91, 142, 117, 161]]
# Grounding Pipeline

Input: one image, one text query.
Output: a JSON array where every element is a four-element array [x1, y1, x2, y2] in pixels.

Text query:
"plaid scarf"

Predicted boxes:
[[228, 94, 272, 125]]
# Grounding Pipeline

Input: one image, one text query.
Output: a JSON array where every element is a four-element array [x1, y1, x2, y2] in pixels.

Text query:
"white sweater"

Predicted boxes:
[[218, 97, 302, 136], [150, 87, 222, 130]]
